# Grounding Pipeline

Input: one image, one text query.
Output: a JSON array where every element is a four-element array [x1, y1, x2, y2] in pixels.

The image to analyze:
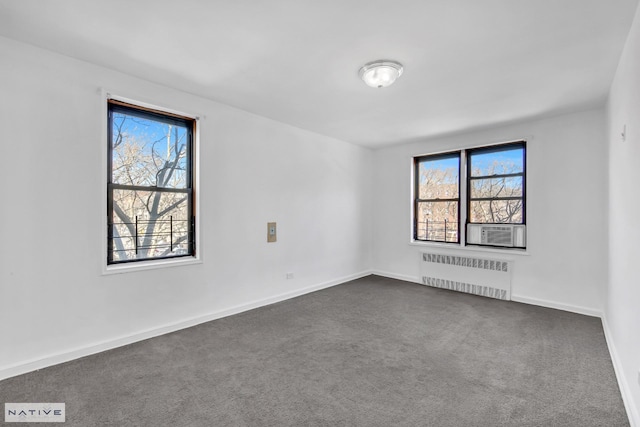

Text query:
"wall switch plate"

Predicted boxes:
[[267, 222, 277, 243]]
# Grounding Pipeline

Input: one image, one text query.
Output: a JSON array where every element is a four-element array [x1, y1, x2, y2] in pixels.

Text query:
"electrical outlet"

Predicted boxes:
[[286, 272, 294, 280]]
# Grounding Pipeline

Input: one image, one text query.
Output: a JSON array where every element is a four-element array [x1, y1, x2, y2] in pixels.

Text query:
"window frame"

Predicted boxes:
[[411, 140, 527, 251], [413, 151, 461, 244], [105, 97, 198, 268], [466, 141, 526, 226]]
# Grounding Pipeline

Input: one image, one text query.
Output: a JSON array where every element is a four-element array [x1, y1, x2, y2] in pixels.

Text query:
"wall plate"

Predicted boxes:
[[267, 222, 277, 243]]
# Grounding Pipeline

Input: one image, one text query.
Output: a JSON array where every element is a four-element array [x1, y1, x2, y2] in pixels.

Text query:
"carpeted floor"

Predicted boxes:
[[0, 275, 629, 426]]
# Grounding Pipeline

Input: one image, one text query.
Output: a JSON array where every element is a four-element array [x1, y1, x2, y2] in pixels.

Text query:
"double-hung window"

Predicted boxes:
[[107, 99, 196, 264], [467, 142, 525, 225], [414, 152, 461, 243], [413, 141, 526, 249]]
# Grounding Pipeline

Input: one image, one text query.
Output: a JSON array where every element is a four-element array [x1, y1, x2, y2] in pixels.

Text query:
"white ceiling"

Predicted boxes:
[[1, 0, 638, 148]]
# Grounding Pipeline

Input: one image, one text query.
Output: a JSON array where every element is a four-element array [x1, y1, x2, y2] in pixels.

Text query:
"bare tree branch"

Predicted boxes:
[[157, 196, 187, 218], [157, 235, 188, 257], [113, 202, 136, 239]]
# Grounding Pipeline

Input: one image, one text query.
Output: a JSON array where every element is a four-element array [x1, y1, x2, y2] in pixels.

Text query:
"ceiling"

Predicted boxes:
[[1, 0, 638, 148]]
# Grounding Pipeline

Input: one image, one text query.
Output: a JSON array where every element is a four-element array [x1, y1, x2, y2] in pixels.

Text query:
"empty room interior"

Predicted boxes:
[[1, 0, 640, 425]]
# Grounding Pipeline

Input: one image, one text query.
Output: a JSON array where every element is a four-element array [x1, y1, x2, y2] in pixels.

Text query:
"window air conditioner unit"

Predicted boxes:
[[467, 224, 526, 248]]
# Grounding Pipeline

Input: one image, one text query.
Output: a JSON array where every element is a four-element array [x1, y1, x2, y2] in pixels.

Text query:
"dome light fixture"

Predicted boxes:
[[359, 60, 404, 88]]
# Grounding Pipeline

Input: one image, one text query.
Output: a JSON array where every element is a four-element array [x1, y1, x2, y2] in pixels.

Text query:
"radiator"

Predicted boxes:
[[419, 253, 512, 300]]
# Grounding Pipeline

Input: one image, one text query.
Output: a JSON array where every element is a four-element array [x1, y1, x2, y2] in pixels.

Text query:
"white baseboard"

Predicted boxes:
[[510, 294, 602, 318], [602, 316, 639, 427], [371, 270, 421, 284], [0, 270, 372, 381]]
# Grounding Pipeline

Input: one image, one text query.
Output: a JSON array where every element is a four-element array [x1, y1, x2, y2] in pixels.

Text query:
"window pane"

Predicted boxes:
[[470, 176, 523, 199], [469, 199, 523, 224], [111, 112, 189, 189], [470, 146, 523, 177], [418, 156, 459, 200], [110, 189, 191, 262], [416, 201, 458, 242]]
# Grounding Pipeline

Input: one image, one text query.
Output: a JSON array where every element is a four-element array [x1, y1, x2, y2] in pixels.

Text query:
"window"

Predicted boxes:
[[467, 142, 525, 225], [107, 100, 196, 264], [414, 152, 460, 243], [413, 141, 526, 249]]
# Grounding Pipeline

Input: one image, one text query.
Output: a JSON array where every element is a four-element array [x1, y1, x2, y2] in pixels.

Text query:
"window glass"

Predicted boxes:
[[469, 177, 523, 199], [111, 111, 189, 188], [469, 146, 524, 177], [468, 143, 525, 225], [469, 200, 523, 223], [417, 156, 459, 199], [414, 153, 460, 243], [108, 101, 195, 264], [416, 201, 459, 242]]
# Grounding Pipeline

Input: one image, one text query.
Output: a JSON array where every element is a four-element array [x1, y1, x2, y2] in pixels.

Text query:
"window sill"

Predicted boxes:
[[102, 256, 202, 275], [409, 240, 529, 256]]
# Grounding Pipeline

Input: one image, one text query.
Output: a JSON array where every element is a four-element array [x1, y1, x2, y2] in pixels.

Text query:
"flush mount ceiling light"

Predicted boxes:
[[359, 60, 404, 88]]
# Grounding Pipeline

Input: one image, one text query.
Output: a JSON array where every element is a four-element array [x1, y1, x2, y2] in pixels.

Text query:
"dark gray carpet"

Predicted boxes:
[[0, 275, 629, 426]]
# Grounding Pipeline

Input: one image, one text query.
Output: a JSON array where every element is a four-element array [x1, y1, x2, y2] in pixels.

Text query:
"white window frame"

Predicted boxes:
[[100, 91, 202, 275]]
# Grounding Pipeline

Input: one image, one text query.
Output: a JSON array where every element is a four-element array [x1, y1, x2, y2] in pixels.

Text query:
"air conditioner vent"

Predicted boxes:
[[482, 227, 513, 246], [467, 224, 526, 248]]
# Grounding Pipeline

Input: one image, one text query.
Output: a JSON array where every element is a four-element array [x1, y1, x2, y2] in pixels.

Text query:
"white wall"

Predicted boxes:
[[0, 36, 372, 376], [1, 25, 636, 421], [372, 109, 608, 315], [606, 1, 640, 423]]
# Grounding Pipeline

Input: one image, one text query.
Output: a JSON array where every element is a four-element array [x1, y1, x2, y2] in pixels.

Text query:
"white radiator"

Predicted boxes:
[[419, 253, 512, 300]]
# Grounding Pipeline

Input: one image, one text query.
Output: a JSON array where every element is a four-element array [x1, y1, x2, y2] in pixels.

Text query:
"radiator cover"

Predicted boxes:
[[419, 253, 512, 300]]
